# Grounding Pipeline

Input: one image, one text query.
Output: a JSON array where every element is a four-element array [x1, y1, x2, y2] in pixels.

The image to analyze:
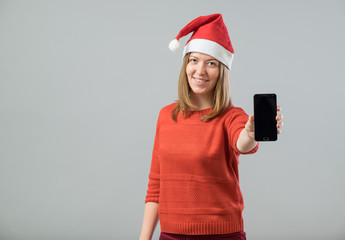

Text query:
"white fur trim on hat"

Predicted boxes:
[[182, 39, 234, 69]]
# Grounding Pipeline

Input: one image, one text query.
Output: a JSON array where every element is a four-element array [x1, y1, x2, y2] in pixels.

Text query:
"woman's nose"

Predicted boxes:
[[196, 62, 206, 75]]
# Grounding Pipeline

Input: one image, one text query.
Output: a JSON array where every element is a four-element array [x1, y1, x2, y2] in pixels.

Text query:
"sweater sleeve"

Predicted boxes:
[[145, 110, 161, 203], [227, 107, 259, 155]]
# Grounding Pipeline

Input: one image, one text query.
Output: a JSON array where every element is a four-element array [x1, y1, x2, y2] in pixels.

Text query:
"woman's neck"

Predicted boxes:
[[189, 93, 213, 110]]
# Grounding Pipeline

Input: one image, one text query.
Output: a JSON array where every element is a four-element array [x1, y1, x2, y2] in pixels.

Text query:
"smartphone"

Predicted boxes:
[[254, 93, 277, 141]]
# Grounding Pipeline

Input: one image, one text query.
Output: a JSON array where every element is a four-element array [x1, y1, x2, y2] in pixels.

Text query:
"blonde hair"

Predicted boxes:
[[171, 52, 232, 122]]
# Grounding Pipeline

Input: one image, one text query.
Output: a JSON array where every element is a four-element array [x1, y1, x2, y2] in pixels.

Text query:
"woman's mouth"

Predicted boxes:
[[193, 77, 209, 85]]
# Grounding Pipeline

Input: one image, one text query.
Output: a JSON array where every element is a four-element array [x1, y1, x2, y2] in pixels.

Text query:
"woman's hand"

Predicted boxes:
[[245, 105, 284, 138], [276, 105, 283, 134]]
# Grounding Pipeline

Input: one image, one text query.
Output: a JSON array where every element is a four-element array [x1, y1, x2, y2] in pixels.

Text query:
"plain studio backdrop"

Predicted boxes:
[[0, 0, 344, 239]]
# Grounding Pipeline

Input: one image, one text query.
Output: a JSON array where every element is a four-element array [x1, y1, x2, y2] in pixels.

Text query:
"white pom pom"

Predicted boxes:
[[169, 39, 180, 52]]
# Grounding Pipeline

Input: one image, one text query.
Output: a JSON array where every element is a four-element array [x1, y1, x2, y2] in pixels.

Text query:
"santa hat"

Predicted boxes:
[[169, 13, 234, 70]]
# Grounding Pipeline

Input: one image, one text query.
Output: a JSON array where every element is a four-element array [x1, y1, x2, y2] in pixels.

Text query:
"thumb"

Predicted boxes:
[[245, 115, 255, 132], [249, 115, 254, 122]]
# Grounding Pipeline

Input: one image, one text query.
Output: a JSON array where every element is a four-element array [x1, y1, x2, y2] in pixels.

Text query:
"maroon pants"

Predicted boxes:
[[159, 231, 246, 240]]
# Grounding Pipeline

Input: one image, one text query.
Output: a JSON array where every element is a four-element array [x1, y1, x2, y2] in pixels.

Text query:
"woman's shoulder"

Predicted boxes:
[[228, 105, 247, 113], [221, 105, 249, 121], [155, 102, 178, 118], [223, 104, 247, 115], [161, 102, 178, 111]]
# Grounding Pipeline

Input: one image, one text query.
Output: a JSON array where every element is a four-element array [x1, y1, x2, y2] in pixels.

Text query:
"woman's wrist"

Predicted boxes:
[[237, 128, 257, 153]]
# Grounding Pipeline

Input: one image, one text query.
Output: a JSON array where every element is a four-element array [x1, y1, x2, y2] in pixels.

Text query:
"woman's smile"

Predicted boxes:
[[193, 76, 209, 85]]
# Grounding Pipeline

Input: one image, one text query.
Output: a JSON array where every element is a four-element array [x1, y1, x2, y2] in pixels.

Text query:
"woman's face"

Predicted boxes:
[[186, 52, 220, 97]]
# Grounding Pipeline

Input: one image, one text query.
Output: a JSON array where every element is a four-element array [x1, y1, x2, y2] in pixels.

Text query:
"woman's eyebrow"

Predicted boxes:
[[189, 55, 199, 59], [190, 55, 217, 62], [203, 58, 218, 62]]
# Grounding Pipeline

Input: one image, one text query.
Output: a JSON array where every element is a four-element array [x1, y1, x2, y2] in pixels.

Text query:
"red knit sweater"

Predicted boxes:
[[145, 103, 259, 235]]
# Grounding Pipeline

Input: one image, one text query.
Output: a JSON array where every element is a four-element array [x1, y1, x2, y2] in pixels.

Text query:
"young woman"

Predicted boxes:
[[139, 14, 283, 240]]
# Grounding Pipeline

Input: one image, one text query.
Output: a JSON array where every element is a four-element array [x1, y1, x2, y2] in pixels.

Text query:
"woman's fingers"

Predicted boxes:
[[277, 121, 283, 128], [276, 106, 283, 134], [276, 113, 283, 121]]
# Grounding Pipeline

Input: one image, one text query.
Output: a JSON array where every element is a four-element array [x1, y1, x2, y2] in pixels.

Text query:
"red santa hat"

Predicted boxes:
[[169, 13, 234, 70]]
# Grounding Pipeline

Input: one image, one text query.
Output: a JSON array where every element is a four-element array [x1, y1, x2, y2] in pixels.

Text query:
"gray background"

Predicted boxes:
[[1, 0, 344, 239]]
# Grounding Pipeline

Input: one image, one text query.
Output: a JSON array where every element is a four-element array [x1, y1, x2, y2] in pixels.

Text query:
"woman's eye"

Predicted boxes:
[[208, 62, 217, 66], [189, 58, 197, 63]]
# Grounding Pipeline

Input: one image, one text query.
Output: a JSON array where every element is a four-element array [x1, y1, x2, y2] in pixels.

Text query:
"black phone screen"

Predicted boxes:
[[254, 93, 277, 141]]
